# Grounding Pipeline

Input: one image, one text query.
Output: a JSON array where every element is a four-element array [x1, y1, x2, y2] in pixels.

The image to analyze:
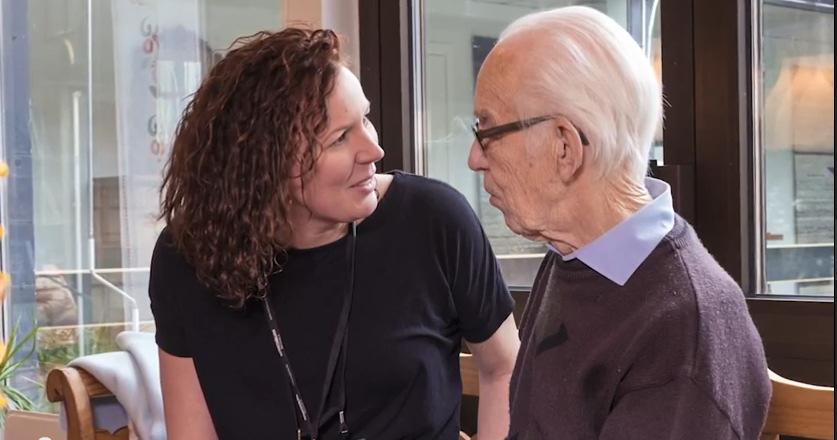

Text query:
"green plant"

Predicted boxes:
[[37, 325, 122, 370], [0, 324, 38, 426]]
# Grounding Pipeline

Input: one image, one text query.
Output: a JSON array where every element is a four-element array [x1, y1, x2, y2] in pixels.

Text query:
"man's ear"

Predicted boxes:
[[554, 116, 584, 182]]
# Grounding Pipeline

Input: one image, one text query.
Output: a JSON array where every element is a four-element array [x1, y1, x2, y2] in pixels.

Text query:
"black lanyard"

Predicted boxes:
[[263, 222, 357, 440]]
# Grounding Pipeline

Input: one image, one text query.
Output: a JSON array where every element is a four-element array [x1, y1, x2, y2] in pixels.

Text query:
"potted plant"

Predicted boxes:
[[0, 273, 38, 427]]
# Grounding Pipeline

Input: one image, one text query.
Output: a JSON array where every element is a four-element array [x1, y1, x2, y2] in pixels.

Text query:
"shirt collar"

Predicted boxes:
[[547, 177, 675, 286]]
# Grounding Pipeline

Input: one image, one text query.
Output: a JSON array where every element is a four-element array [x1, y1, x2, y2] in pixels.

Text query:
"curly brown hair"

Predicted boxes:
[[160, 28, 343, 307]]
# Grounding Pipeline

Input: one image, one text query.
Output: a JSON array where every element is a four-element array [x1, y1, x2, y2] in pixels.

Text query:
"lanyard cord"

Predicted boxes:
[[263, 222, 357, 440]]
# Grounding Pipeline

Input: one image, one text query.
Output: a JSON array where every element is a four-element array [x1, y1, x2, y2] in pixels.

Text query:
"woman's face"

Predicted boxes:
[[290, 66, 384, 226]]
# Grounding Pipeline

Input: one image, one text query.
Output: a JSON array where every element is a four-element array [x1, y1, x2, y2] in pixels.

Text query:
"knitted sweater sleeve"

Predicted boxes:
[[598, 376, 740, 440]]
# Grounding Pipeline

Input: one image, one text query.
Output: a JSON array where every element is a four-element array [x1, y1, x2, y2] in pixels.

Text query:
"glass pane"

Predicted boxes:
[[761, 0, 834, 296], [419, 0, 662, 287], [0, 0, 284, 412]]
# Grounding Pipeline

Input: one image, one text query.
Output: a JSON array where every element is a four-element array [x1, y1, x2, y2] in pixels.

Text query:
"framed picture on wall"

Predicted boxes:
[[793, 151, 835, 244]]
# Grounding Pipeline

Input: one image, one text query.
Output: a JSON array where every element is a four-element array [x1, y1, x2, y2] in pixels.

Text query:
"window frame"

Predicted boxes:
[[0, 0, 38, 361], [359, 0, 834, 385], [0, 0, 300, 390], [359, 0, 417, 174], [694, 0, 834, 387]]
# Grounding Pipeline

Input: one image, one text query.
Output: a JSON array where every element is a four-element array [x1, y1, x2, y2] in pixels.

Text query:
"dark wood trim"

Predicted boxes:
[[358, 0, 382, 145], [358, 0, 415, 173], [693, 0, 756, 289], [747, 298, 834, 386], [656, 0, 696, 224]]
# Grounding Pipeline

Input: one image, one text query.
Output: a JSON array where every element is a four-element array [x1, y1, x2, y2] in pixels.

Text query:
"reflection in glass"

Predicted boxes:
[[6, 0, 284, 409], [761, 1, 834, 296]]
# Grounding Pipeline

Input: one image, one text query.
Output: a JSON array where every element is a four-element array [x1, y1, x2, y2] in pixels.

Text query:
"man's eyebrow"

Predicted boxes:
[[474, 110, 494, 126]]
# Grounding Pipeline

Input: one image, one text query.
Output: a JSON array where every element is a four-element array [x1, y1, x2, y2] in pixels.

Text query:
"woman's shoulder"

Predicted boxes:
[[148, 226, 220, 313], [150, 226, 199, 284], [152, 226, 179, 263]]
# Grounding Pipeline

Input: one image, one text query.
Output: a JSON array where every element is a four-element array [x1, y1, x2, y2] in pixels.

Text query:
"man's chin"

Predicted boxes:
[[519, 231, 542, 241], [502, 216, 539, 241]]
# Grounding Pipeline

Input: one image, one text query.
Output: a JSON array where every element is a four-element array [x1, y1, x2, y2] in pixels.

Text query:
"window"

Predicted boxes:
[[357, 0, 834, 389], [759, 0, 834, 296], [416, 0, 663, 287], [0, 0, 284, 411]]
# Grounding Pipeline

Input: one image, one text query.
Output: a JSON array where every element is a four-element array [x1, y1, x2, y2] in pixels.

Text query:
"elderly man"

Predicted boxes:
[[468, 6, 771, 440]]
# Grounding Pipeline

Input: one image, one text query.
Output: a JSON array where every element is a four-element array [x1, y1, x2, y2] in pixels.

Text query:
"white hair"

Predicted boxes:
[[499, 6, 662, 184]]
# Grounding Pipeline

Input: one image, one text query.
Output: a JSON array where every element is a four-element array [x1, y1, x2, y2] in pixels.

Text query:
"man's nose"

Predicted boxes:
[[468, 139, 487, 171]]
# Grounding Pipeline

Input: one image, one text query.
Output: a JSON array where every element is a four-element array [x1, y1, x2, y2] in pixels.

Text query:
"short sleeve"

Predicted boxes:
[[149, 229, 193, 357], [433, 183, 514, 343]]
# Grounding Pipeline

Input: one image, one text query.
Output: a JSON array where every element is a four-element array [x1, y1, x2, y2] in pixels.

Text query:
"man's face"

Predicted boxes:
[[468, 46, 560, 239]]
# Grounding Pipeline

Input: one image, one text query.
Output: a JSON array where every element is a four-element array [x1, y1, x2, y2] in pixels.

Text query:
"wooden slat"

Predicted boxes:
[[75, 368, 114, 399], [46, 366, 130, 440], [96, 427, 129, 440], [46, 367, 97, 440], [761, 370, 835, 439], [460, 353, 479, 397]]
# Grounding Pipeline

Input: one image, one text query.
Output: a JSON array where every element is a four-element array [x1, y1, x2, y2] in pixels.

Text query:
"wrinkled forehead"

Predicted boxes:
[[473, 37, 536, 125]]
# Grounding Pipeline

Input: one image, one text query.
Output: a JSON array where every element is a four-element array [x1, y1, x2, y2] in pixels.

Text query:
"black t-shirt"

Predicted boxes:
[[149, 171, 514, 439]]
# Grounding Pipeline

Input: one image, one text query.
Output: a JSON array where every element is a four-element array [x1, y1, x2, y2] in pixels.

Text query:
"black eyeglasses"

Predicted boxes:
[[471, 114, 590, 151]]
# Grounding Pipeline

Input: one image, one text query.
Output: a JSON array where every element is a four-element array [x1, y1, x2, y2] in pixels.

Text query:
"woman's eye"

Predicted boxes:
[[333, 131, 348, 146]]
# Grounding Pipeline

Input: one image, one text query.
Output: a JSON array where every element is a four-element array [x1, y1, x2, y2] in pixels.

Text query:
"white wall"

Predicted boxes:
[[284, 0, 361, 77]]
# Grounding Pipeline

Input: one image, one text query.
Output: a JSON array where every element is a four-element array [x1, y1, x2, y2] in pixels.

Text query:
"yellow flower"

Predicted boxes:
[[0, 160, 9, 178], [0, 271, 10, 302]]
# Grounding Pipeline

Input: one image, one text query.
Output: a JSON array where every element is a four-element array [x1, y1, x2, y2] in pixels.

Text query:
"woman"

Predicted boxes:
[[151, 28, 518, 440]]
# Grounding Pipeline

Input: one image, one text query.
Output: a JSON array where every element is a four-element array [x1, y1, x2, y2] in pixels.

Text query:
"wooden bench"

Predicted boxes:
[[760, 370, 834, 440], [45, 366, 130, 440], [53, 355, 831, 440], [46, 353, 481, 440]]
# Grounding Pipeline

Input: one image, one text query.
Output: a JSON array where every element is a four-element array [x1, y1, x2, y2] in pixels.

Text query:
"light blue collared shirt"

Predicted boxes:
[[548, 177, 675, 286]]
